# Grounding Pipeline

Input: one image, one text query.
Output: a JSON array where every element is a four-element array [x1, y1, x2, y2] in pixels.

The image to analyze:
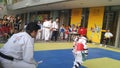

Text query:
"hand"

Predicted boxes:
[[72, 49, 75, 53], [35, 60, 43, 67], [37, 60, 43, 64]]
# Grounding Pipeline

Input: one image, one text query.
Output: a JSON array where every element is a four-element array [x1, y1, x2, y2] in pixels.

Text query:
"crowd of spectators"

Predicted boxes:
[[0, 15, 87, 43], [0, 15, 22, 42]]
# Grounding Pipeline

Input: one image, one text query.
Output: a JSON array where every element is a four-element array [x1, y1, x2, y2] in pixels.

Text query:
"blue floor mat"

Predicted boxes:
[[87, 48, 120, 60], [34, 48, 120, 68]]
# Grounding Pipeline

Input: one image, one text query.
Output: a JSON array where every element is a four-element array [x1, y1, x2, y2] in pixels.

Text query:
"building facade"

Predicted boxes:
[[0, 0, 120, 48]]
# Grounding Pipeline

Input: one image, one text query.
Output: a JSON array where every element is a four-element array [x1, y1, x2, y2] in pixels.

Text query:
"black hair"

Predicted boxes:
[[0, 18, 3, 21], [3, 15, 7, 18], [48, 17, 53, 20], [55, 17, 59, 19], [26, 22, 40, 34]]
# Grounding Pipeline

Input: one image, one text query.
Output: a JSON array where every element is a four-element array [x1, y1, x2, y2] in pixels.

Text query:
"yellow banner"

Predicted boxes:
[[70, 8, 82, 26], [87, 7, 104, 43]]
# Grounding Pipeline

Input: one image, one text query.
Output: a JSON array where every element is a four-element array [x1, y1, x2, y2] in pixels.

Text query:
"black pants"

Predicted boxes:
[[51, 31, 58, 41], [103, 38, 110, 45]]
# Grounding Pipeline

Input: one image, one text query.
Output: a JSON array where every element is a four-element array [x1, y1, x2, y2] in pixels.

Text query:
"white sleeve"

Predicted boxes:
[[23, 38, 37, 64], [52, 22, 55, 28], [43, 22, 46, 27], [104, 33, 107, 37], [110, 33, 113, 37], [83, 40, 87, 49]]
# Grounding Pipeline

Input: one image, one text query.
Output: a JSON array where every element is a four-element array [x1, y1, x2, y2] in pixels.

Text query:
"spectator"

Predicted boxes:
[[59, 24, 65, 40], [103, 29, 113, 47], [51, 17, 59, 41]]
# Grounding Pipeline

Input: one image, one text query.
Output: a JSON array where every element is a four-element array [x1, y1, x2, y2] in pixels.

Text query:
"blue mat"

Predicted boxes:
[[34, 48, 120, 68], [87, 48, 120, 60]]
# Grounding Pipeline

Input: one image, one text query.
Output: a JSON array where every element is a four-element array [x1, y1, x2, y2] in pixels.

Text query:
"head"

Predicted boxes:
[[3, 15, 7, 19], [17, 16, 21, 19], [61, 24, 64, 27], [106, 29, 110, 32], [26, 22, 40, 38], [48, 17, 53, 20], [55, 17, 59, 22], [48, 17, 53, 23], [43, 18, 48, 22]]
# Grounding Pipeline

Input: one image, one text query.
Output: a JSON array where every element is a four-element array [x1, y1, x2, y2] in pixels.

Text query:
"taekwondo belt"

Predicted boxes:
[[0, 52, 14, 61]]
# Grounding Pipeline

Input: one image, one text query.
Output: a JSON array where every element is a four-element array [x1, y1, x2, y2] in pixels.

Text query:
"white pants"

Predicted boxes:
[[44, 28, 50, 41], [65, 34, 68, 39], [42, 28, 45, 40], [36, 30, 41, 40], [0, 57, 36, 68], [74, 51, 83, 64], [49, 31, 52, 39], [72, 51, 83, 68]]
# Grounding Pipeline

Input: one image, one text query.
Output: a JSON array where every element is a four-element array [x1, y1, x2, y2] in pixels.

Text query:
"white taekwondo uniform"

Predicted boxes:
[[36, 23, 42, 40], [43, 21, 51, 41], [0, 32, 37, 68], [42, 21, 45, 40], [72, 36, 88, 68], [48, 20, 53, 39]]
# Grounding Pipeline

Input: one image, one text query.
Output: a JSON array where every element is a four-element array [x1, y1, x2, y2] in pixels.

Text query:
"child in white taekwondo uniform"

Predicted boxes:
[[43, 18, 51, 41], [0, 22, 40, 68], [72, 35, 88, 68]]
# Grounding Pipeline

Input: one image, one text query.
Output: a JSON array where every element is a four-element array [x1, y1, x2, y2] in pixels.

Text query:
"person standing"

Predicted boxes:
[[16, 16, 22, 31], [48, 17, 53, 39], [59, 24, 65, 40], [72, 34, 88, 68], [51, 17, 59, 41], [36, 21, 42, 41], [42, 20, 45, 40], [0, 22, 40, 68], [43, 18, 51, 42]]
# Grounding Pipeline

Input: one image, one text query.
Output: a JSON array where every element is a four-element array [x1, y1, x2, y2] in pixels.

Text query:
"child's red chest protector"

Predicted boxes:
[[76, 43, 84, 51]]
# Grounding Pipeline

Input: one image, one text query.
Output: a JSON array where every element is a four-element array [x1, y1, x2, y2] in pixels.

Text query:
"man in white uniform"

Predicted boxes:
[[0, 22, 40, 68], [43, 18, 51, 41], [48, 17, 53, 39], [36, 21, 42, 41], [42, 20, 45, 40]]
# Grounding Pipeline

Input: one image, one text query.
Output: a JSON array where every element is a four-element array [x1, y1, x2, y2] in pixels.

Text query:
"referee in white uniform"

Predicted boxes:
[[0, 22, 40, 68]]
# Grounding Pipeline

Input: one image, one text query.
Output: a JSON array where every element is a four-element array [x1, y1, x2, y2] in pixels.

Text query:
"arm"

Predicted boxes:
[[110, 33, 113, 38], [23, 38, 37, 64]]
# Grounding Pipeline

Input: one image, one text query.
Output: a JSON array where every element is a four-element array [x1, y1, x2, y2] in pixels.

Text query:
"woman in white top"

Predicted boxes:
[[0, 22, 40, 68]]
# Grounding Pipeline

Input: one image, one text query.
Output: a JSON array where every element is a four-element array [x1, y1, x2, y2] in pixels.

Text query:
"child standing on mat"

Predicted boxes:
[[72, 34, 88, 68]]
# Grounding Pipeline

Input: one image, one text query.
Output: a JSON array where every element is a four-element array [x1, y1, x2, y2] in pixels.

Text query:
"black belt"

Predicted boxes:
[[0, 52, 14, 61]]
